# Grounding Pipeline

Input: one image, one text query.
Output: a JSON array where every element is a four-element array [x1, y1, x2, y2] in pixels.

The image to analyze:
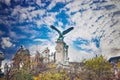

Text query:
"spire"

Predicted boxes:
[[20, 45, 24, 50]]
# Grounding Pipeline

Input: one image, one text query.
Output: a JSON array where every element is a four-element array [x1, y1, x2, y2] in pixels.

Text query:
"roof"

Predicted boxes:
[[109, 56, 120, 63]]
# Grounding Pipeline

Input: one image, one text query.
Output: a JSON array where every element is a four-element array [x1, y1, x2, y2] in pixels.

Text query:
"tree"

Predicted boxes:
[[33, 63, 71, 80], [81, 56, 114, 80], [4, 55, 32, 80], [33, 69, 71, 80], [13, 68, 33, 80]]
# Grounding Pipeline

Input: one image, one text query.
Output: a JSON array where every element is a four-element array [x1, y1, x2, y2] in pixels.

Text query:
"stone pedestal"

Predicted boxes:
[[55, 41, 69, 68], [55, 41, 65, 64]]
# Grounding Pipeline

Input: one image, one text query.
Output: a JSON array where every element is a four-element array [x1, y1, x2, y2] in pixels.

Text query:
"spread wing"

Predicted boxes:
[[50, 25, 61, 35], [62, 27, 74, 35]]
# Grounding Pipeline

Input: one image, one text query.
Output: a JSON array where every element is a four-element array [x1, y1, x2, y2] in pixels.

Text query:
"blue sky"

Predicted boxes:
[[0, 0, 120, 62]]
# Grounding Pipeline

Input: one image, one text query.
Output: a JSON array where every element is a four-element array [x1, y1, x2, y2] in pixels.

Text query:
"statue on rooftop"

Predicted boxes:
[[50, 25, 74, 67]]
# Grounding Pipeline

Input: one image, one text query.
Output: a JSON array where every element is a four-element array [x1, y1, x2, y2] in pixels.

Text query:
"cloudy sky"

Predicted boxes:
[[0, 0, 120, 62]]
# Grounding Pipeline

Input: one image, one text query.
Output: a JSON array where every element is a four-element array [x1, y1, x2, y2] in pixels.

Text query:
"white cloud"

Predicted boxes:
[[35, 11, 59, 27], [9, 31, 27, 39], [42, 14, 56, 26], [33, 38, 49, 42], [4, 0, 11, 6], [1, 37, 15, 49], [29, 39, 55, 56], [10, 5, 56, 27], [36, 0, 46, 7], [30, 9, 46, 18], [65, 1, 82, 13], [60, 0, 120, 61], [20, 13, 27, 20], [11, 5, 37, 22], [47, 1, 58, 10], [47, 0, 73, 10], [68, 46, 96, 62]]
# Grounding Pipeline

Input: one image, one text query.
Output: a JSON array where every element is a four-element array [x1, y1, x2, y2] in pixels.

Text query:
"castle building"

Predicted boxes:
[[42, 47, 50, 64], [12, 46, 31, 70], [31, 51, 44, 75]]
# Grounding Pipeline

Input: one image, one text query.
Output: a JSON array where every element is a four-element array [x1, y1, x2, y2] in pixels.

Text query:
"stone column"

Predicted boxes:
[[55, 41, 65, 65], [64, 43, 69, 65]]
